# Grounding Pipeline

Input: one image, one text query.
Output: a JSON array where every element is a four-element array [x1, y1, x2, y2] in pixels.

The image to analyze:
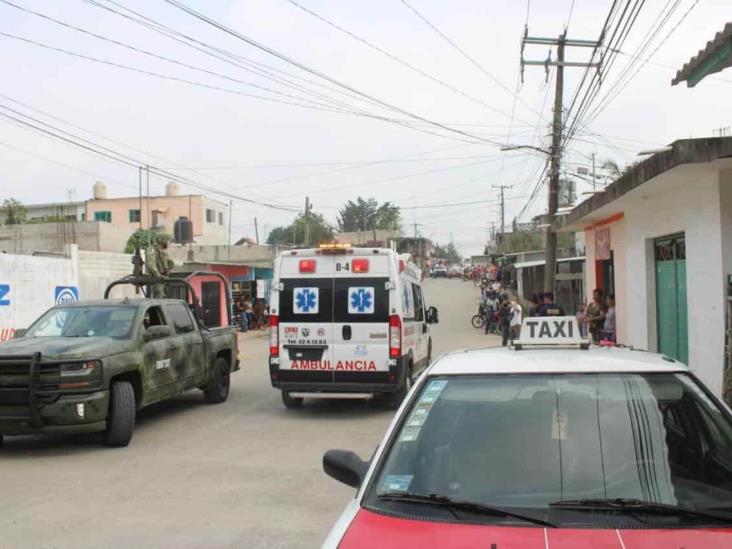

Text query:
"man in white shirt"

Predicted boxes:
[[509, 299, 522, 341]]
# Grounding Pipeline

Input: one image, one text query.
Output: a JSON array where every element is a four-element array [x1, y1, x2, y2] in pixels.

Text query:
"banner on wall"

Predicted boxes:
[[595, 227, 611, 260]]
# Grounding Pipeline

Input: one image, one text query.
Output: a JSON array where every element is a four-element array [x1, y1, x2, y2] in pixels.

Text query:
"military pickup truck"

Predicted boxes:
[[0, 276, 239, 447]]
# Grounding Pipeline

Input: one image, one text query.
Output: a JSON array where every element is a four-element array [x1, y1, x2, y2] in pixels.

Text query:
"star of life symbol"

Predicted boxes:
[[294, 287, 318, 314], [348, 287, 374, 314]]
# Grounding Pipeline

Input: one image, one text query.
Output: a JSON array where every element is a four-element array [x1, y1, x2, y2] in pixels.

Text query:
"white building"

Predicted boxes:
[[0, 200, 86, 224], [556, 137, 732, 399]]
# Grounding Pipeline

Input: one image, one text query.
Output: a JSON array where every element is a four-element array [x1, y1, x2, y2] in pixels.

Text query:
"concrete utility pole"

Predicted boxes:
[[254, 217, 260, 245], [492, 184, 511, 236], [304, 196, 312, 246], [521, 29, 601, 294]]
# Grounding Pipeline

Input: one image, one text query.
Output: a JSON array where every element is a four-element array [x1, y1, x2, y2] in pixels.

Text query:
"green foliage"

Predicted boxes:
[[434, 242, 461, 264], [266, 212, 334, 246], [124, 229, 170, 253], [1, 198, 26, 225], [337, 197, 401, 232]]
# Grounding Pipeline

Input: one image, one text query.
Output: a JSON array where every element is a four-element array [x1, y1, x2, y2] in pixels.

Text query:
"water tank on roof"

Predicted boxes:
[[174, 216, 193, 244], [93, 181, 107, 199], [166, 181, 181, 196]]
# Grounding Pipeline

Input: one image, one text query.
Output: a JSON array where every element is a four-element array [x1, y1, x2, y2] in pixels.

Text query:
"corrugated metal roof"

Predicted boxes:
[[673, 22, 732, 87]]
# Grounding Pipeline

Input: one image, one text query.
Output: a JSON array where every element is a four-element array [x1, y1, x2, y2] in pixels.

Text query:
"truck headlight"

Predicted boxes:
[[60, 360, 101, 377]]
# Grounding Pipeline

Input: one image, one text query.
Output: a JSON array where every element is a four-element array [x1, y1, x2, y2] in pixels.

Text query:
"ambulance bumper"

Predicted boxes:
[[269, 356, 408, 394]]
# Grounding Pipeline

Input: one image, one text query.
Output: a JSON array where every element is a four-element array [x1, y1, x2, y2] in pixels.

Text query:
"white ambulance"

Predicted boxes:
[[268, 245, 439, 409]]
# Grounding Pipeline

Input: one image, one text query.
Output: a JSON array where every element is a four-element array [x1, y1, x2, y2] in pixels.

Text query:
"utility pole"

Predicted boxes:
[[591, 152, 597, 190], [521, 28, 601, 294], [304, 196, 312, 246], [138, 167, 143, 230], [227, 200, 233, 260], [492, 184, 511, 236], [254, 217, 260, 245]]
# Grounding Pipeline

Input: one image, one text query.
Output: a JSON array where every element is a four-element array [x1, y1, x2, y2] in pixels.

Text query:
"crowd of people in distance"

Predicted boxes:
[[235, 297, 269, 332]]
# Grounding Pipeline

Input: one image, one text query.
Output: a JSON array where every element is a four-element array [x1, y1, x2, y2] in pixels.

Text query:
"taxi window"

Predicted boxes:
[[366, 373, 732, 526], [334, 278, 389, 323]]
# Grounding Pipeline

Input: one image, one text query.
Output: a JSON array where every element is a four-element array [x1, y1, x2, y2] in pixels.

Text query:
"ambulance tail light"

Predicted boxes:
[[269, 314, 279, 357], [389, 315, 402, 359], [299, 259, 316, 273], [352, 258, 369, 273]]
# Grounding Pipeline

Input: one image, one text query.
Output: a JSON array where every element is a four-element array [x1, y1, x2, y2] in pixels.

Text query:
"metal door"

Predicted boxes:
[[201, 281, 221, 328], [655, 236, 688, 364]]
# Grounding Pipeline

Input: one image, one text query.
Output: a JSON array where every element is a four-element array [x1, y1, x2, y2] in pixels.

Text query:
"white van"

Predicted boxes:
[[268, 245, 439, 408]]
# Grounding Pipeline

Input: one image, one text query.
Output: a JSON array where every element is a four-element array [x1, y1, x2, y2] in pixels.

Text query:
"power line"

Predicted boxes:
[[397, 0, 546, 121], [162, 0, 505, 146], [283, 0, 536, 126]]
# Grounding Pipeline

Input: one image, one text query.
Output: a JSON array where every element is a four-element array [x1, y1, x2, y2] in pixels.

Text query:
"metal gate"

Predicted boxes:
[[655, 235, 688, 364]]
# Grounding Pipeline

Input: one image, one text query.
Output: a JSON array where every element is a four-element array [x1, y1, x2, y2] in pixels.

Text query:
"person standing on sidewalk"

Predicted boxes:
[[509, 299, 522, 341], [498, 300, 512, 346], [603, 294, 616, 343], [586, 289, 606, 343]]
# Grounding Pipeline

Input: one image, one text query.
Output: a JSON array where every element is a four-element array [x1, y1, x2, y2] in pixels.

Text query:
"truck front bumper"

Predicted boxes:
[[0, 390, 109, 436]]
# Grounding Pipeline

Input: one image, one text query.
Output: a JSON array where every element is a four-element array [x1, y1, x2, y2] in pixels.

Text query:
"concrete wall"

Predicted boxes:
[[0, 250, 78, 341], [0, 221, 134, 254], [77, 250, 136, 300], [167, 244, 277, 266]]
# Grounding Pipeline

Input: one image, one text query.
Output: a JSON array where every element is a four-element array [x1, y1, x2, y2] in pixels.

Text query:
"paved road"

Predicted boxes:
[[0, 278, 496, 549]]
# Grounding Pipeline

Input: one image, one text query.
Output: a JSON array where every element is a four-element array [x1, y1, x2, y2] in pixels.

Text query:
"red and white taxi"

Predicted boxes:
[[322, 316, 732, 548]]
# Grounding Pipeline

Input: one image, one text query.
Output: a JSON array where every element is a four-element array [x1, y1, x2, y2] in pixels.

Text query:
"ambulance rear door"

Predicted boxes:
[[277, 254, 335, 382], [331, 253, 392, 384]]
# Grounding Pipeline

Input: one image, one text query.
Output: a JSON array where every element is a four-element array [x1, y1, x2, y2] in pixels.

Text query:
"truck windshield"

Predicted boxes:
[[367, 373, 732, 525], [25, 306, 137, 339]]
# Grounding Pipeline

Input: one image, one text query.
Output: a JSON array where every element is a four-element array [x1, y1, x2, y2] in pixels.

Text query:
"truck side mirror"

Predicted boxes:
[[143, 325, 172, 341], [323, 449, 369, 489], [426, 306, 439, 324]]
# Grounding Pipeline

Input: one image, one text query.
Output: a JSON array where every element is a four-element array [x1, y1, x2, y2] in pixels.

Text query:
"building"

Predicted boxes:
[[334, 229, 401, 247], [85, 182, 230, 246], [0, 200, 86, 224], [673, 22, 732, 87], [0, 220, 135, 254], [555, 137, 732, 399]]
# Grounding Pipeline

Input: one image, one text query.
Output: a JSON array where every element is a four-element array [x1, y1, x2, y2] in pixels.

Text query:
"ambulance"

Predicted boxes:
[[268, 245, 439, 409]]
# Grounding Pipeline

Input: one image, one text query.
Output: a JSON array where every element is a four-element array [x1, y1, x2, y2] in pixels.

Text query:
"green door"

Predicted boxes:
[[655, 236, 688, 363]]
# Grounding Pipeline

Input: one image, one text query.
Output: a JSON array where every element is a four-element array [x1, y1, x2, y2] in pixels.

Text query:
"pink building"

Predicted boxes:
[[85, 182, 230, 245]]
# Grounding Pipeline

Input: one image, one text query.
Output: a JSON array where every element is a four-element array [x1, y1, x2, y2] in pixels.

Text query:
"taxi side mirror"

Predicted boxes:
[[13, 329, 27, 339], [323, 449, 369, 489], [426, 306, 439, 325]]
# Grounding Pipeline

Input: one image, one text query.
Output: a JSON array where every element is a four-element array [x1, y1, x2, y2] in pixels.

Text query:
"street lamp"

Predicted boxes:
[[500, 144, 551, 155]]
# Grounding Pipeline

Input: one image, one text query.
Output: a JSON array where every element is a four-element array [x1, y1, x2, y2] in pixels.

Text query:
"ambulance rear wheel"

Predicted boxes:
[[281, 391, 303, 409], [386, 363, 412, 409]]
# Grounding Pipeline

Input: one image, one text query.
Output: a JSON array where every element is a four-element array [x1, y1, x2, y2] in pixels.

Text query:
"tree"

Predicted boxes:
[[266, 212, 334, 246], [1, 198, 26, 225], [337, 197, 401, 232], [434, 242, 461, 264]]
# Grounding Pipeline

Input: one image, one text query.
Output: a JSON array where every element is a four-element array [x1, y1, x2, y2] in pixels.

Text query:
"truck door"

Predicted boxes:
[[141, 305, 177, 401], [164, 302, 204, 388], [332, 255, 391, 385], [277, 255, 335, 383]]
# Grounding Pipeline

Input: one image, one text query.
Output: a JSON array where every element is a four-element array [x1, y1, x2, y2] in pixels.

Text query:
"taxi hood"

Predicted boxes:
[[0, 336, 130, 360], [336, 509, 732, 548]]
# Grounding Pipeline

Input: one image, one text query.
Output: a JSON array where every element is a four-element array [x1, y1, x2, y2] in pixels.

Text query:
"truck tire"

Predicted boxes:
[[104, 381, 136, 447], [281, 390, 303, 409], [386, 363, 413, 410], [203, 357, 231, 404]]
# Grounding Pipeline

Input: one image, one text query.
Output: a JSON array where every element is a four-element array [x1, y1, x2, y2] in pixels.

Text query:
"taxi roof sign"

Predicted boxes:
[[513, 316, 590, 350]]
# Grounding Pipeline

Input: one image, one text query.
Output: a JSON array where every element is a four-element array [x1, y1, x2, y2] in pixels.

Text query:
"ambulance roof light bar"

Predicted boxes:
[[319, 243, 353, 255], [512, 316, 590, 351]]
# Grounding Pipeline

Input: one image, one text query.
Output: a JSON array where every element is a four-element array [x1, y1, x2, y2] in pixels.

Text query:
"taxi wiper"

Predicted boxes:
[[378, 492, 555, 527], [550, 498, 732, 523]]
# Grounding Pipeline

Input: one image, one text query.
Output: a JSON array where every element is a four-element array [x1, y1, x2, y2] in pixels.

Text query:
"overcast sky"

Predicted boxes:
[[1, 0, 730, 255]]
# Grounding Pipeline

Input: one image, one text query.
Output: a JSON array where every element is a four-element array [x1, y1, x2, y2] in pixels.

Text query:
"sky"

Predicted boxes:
[[1, 0, 730, 256]]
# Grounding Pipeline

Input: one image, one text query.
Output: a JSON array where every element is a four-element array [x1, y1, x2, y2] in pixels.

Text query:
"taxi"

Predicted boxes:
[[321, 316, 732, 548]]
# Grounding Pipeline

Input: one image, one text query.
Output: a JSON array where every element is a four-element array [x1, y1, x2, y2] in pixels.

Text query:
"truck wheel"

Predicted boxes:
[[104, 381, 136, 447], [281, 391, 303, 409], [203, 357, 231, 404], [386, 363, 413, 410]]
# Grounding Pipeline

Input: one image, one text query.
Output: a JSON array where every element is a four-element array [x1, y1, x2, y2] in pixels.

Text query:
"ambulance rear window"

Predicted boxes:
[[334, 278, 389, 323], [278, 278, 333, 322]]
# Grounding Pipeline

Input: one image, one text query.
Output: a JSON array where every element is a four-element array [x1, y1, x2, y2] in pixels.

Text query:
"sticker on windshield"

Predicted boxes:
[[293, 287, 319, 314], [420, 379, 448, 404], [399, 426, 421, 442], [381, 474, 413, 493], [348, 287, 374, 314]]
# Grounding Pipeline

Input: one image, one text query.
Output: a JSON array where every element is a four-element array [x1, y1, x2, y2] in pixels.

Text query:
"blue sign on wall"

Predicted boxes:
[[0, 284, 9, 306], [55, 286, 79, 305]]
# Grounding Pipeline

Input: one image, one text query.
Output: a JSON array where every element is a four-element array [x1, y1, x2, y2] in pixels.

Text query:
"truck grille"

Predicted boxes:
[[0, 354, 61, 424]]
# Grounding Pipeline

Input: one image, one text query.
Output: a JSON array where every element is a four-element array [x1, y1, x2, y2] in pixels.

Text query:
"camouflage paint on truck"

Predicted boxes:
[[0, 297, 239, 446]]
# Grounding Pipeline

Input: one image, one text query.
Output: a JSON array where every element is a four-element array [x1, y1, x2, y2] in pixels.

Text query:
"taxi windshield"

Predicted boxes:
[[367, 373, 732, 525], [25, 306, 137, 339]]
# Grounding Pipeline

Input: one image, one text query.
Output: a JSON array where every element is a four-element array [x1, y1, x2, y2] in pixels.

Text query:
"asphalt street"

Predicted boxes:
[[0, 278, 497, 549]]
